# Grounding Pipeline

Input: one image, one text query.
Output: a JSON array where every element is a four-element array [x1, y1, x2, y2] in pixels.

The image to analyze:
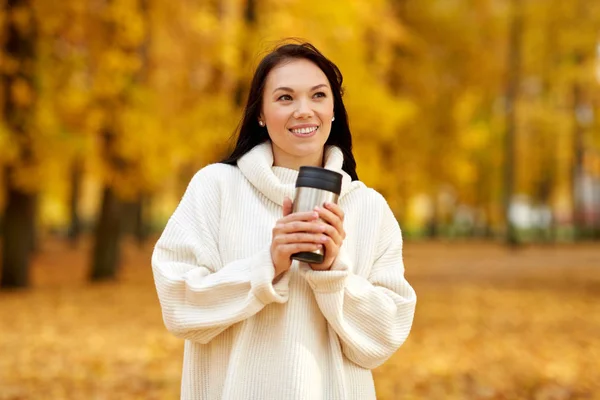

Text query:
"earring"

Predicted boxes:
[[259, 121, 265, 127], [332, 116, 335, 122]]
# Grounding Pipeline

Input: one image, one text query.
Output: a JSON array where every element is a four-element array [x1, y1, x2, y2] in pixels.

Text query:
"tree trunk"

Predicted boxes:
[[571, 80, 585, 239], [426, 194, 439, 238], [593, 176, 600, 240], [503, 0, 523, 247], [1, 171, 36, 288], [475, 160, 491, 238], [120, 195, 148, 245], [90, 186, 124, 281], [28, 192, 38, 254], [536, 173, 554, 243], [134, 194, 149, 245], [0, 0, 38, 289], [233, 0, 257, 106], [89, 0, 150, 281], [68, 158, 83, 245]]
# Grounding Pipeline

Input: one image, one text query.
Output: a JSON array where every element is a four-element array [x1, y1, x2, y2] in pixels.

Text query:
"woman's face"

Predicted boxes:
[[260, 58, 334, 169]]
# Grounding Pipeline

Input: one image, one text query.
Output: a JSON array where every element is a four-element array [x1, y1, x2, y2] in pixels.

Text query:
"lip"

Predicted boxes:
[[288, 125, 319, 138], [288, 124, 319, 130]]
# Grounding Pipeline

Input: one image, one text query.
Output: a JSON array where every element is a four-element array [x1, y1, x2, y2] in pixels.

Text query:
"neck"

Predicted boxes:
[[272, 147, 324, 170]]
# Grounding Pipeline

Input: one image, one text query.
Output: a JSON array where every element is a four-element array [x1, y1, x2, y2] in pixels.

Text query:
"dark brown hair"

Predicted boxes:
[[220, 41, 358, 180]]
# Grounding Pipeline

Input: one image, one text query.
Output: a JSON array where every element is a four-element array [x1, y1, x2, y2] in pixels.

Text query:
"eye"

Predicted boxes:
[[277, 94, 292, 101], [313, 91, 326, 98]]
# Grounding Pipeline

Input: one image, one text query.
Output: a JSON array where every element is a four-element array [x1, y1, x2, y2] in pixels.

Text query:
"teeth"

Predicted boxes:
[[291, 127, 318, 134]]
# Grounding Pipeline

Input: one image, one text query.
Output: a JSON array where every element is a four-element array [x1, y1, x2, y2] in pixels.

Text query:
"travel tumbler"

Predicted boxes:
[[291, 166, 343, 264]]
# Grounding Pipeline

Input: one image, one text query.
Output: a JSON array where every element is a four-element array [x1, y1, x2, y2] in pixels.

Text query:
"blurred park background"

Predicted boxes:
[[1, 0, 600, 399]]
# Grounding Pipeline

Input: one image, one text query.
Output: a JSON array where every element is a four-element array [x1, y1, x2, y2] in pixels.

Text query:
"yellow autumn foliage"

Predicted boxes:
[[0, 0, 598, 230]]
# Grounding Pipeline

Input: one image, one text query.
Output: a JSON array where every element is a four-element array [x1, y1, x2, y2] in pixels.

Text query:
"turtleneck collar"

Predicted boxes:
[[237, 141, 358, 206]]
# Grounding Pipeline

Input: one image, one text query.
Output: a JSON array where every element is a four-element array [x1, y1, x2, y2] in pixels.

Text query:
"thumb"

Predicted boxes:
[[282, 196, 293, 216]]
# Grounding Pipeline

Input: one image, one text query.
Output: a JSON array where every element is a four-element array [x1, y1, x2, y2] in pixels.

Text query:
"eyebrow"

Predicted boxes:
[[272, 84, 329, 94]]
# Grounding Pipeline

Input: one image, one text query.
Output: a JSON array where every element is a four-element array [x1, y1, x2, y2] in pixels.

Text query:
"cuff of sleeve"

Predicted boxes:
[[330, 246, 351, 272], [300, 247, 351, 293], [250, 248, 290, 304]]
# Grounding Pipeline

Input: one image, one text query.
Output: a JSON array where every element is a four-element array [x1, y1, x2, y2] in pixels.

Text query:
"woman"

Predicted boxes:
[[152, 42, 416, 400]]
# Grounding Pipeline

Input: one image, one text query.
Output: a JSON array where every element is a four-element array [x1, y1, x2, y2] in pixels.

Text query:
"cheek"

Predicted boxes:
[[320, 99, 334, 117], [266, 107, 290, 126], [319, 104, 334, 121]]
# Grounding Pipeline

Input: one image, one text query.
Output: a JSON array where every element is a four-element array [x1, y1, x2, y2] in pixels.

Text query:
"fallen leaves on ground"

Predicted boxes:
[[0, 239, 599, 399]]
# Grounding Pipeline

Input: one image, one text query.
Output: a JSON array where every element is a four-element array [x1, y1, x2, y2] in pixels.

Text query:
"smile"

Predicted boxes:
[[288, 126, 319, 137]]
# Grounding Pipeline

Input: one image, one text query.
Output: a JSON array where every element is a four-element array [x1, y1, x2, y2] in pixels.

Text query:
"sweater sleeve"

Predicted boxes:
[[151, 167, 290, 344], [300, 200, 416, 369]]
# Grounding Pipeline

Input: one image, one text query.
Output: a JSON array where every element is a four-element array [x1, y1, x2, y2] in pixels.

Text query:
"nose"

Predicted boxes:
[[293, 98, 314, 119]]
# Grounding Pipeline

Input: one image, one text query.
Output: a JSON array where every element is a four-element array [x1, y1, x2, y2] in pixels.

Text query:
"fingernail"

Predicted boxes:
[[312, 212, 319, 218], [324, 202, 331, 207], [320, 235, 327, 242]]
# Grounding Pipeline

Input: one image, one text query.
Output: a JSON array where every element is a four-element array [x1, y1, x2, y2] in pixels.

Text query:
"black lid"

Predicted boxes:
[[295, 166, 343, 194]]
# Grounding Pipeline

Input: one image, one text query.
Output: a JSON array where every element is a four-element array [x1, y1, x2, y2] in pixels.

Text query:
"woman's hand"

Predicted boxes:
[[309, 202, 346, 271], [271, 197, 328, 278]]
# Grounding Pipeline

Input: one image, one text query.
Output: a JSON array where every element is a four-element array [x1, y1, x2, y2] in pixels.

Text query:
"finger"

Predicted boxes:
[[273, 232, 328, 245], [324, 202, 345, 221], [319, 236, 338, 263], [279, 242, 322, 256], [275, 221, 326, 235], [321, 235, 333, 253], [278, 210, 319, 224], [310, 262, 331, 271], [315, 206, 344, 238], [282, 196, 293, 217], [319, 223, 343, 245]]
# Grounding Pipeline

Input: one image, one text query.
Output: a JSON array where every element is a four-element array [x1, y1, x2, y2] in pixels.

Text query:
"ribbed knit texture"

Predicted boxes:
[[152, 142, 417, 400]]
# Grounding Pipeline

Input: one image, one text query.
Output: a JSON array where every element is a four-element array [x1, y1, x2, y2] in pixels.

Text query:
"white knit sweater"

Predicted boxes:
[[152, 142, 416, 400]]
